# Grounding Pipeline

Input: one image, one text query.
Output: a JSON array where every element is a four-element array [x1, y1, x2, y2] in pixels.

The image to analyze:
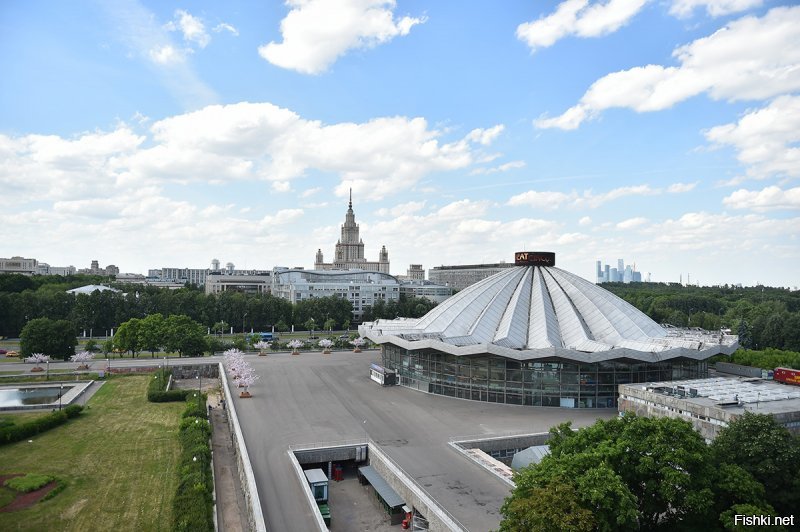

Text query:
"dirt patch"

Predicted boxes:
[[0, 474, 59, 512]]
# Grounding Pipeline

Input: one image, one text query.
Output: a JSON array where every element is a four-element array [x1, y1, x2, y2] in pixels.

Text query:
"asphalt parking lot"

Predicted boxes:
[[226, 350, 615, 532]]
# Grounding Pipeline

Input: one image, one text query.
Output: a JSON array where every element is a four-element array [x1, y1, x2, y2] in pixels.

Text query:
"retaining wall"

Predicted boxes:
[[219, 363, 267, 531]]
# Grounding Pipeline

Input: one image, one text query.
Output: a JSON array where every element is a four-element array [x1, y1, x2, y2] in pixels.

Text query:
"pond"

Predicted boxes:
[[0, 386, 72, 408]]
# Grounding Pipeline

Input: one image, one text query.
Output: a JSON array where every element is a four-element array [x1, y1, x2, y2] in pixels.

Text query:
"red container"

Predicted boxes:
[[774, 367, 800, 386]]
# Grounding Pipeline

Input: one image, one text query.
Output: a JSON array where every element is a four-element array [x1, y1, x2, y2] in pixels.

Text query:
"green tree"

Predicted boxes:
[[20, 317, 77, 360], [212, 320, 229, 336], [323, 318, 336, 331], [711, 412, 800, 516], [162, 315, 207, 357], [504, 415, 717, 531], [500, 478, 595, 532], [138, 313, 166, 357], [114, 318, 141, 356], [275, 320, 288, 333]]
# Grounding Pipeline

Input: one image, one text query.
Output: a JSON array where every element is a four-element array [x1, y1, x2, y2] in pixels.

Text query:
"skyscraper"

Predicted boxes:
[[314, 190, 390, 273]]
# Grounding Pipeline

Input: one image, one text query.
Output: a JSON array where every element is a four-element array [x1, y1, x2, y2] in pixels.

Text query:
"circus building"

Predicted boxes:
[[359, 252, 739, 408]]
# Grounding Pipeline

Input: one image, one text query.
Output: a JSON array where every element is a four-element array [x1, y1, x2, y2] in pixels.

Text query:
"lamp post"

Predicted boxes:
[[196, 371, 202, 410]]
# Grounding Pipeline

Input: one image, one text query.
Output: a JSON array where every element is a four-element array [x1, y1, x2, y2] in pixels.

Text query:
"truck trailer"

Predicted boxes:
[[773, 367, 800, 386]]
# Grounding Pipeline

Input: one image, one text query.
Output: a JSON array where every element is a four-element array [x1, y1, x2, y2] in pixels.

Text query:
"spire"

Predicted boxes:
[[348, 188, 352, 210]]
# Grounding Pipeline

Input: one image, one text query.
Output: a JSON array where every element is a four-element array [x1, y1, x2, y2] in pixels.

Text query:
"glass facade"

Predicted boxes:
[[381, 344, 707, 408]]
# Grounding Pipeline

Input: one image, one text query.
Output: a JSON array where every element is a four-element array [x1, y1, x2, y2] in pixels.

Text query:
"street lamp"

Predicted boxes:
[[196, 371, 202, 410]]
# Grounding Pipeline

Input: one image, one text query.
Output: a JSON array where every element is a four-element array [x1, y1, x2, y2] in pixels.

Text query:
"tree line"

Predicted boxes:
[[603, 282, 800, 352], [501, 412, 800, 531], [0, 273, 437, 339]]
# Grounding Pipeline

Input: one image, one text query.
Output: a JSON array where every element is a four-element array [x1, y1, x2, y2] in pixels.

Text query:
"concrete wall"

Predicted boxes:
[[294, 444, 365, 464], [453, 433, 551, 454], [220, 363, 267, 532]]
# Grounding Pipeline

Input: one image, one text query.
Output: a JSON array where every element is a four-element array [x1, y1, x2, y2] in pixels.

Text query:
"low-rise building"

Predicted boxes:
[[429, 262, 515, 292], [618, 377, 800, 440], [399, 280, 453, 304], [0, 256, 38, 275], [204, 271, 273, 295], [273, 268, 400, 322]]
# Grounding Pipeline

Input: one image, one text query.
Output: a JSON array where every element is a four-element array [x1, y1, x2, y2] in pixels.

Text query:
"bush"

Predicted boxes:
[[146, 369, 190, 403], [172, 395, 213, 531], [0, 406, 83, 446], [181, 394, 208, 420], [5, 473, 54, 493]]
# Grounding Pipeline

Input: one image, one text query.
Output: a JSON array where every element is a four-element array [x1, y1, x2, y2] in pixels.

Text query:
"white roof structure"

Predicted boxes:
[[360, 263, 738, 363], [66, 284, 121, 295]]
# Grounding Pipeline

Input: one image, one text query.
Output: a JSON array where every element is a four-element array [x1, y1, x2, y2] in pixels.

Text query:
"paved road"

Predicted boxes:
[[227, 351, 615, 532]]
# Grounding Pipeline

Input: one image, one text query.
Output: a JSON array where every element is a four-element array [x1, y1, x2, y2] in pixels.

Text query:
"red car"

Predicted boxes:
[[0, 349, 7, 355]]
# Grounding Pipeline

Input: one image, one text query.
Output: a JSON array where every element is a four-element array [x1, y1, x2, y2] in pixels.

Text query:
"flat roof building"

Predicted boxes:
[[428, 262, 515, 291], [361, 252, 738, 408], [619, 377, 800, 440], [273, 268, 400, 322]]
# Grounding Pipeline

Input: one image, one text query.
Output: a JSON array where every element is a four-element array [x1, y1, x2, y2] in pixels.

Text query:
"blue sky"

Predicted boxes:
[[1, 0, 798, 287]]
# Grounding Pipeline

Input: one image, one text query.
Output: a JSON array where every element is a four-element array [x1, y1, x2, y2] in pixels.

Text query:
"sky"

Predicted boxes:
[[1, 0, 798, 288]]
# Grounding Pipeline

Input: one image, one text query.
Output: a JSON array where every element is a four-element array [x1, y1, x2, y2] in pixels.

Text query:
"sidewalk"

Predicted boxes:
[[208, 392, 250, 532]]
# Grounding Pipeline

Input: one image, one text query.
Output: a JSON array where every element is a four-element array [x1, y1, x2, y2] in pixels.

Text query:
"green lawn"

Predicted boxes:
[[0, 376, 184, 531]]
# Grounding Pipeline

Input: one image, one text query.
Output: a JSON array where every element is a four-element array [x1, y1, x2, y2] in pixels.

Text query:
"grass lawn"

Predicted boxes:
[[0, 375, 185, 531]]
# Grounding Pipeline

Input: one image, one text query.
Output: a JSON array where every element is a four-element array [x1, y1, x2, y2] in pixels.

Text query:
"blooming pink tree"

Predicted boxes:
[[350, 337, 366, 352], [237, 365, 260, 397], [223, 348, 246, 378], [26, 353, 50, 372], [318, 338, 333, 354], [253, 341, 271, 356], [70, 350, 94, 369], [288, 339, 304, 355]]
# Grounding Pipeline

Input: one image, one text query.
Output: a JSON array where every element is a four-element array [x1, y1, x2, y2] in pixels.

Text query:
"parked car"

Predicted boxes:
[[5, 350, 19, 357], [0, 349, 7, 355]]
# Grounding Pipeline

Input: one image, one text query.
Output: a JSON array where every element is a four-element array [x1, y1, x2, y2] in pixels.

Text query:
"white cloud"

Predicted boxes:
[[578, 216, 592, 226], [0, 102, 498, 209], [470, 160, 526, 175], [507, 184, 661, 209], [466, 125, 505, 146], [166, 10, 210, 48], [705, 95, 800, 180], [149, 45, 185, 65], [667, 182, 698, 193], [616, 216, 648, 229], [517, 0, 648, 53], [259, 0, 426, 74], [507, 190, 574, 210], [536, 6, 800, 129], [100, 2, 217, 108], [669, 0, 763, 18], [722, 186, 800, 211], [213, 23, 239, 36], [301, 187, 322, 198], [375, 200, 426, 217]]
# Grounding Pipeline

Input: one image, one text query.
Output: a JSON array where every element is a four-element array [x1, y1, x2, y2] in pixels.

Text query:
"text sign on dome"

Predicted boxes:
[[515, 252, 555, 266]]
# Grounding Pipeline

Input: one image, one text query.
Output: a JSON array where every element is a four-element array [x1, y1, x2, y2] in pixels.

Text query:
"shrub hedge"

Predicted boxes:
[[146, 368, 190, 402], [5, 473, 54, 493], [172, 396, 213, 532], [0, 405, 84, 446]]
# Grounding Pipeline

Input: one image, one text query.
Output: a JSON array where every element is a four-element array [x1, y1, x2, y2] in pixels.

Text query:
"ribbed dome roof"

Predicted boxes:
[[361, 264, 738, 359]]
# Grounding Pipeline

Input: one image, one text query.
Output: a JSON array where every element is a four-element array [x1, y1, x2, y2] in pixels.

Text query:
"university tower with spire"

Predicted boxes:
[[314, 190, 390, 273]]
